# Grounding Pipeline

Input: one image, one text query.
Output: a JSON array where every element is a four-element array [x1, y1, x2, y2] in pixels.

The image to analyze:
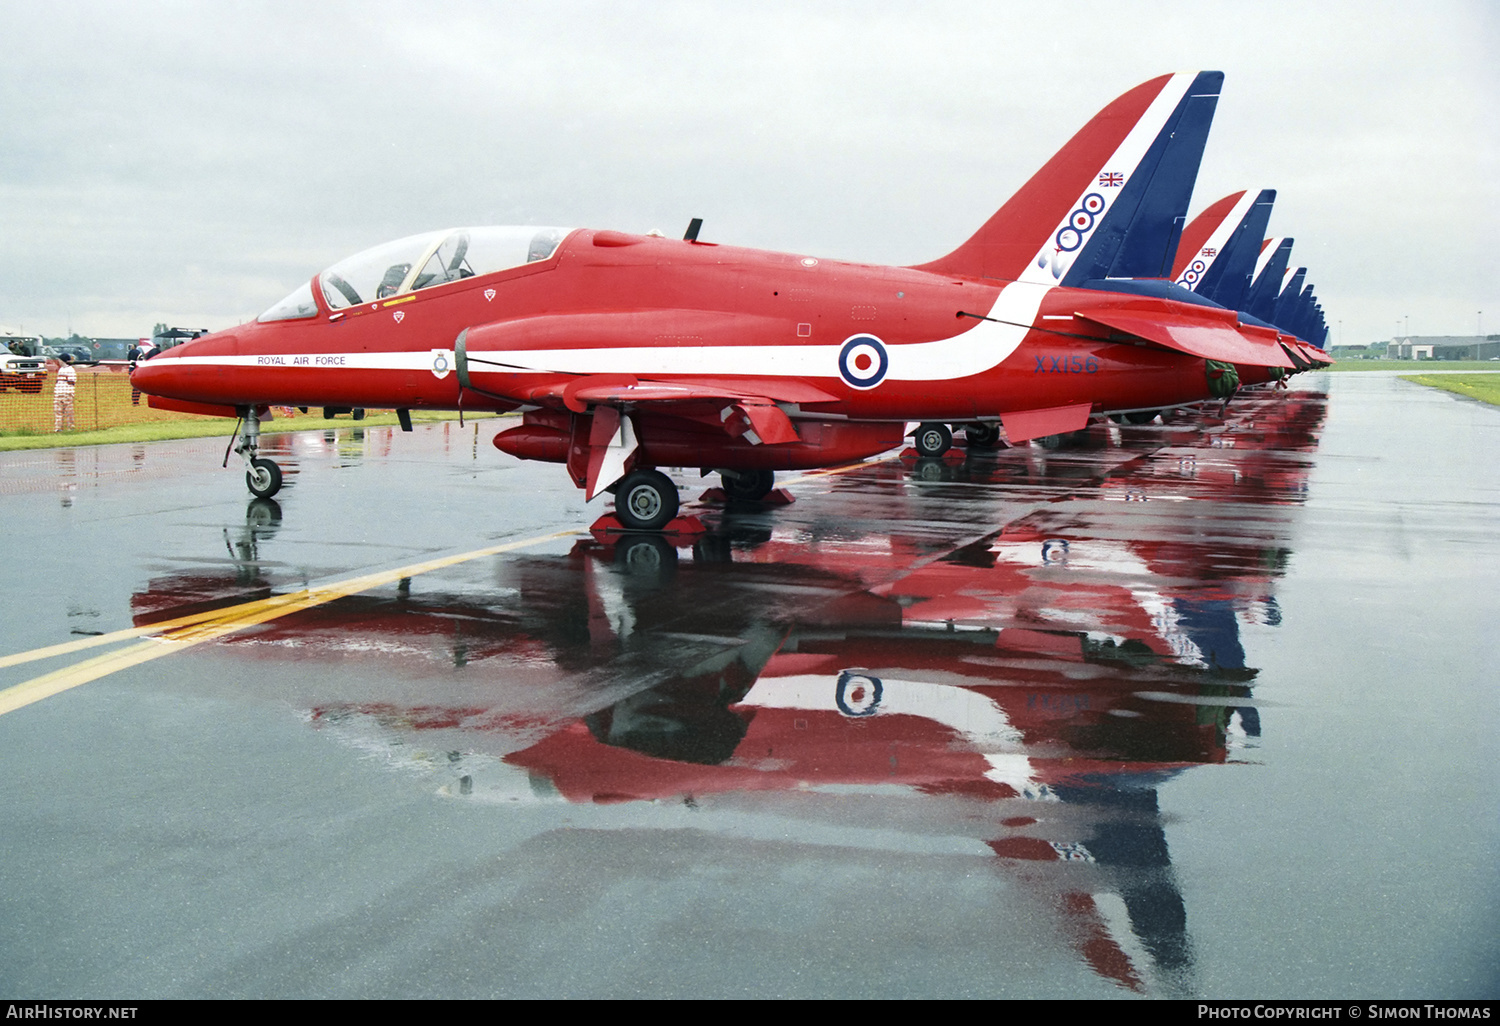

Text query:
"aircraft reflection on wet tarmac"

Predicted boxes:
[[128, 389, 1325, 995]]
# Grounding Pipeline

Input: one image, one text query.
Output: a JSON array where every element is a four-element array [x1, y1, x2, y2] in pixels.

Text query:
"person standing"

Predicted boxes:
[[54, 353, 76, 431]]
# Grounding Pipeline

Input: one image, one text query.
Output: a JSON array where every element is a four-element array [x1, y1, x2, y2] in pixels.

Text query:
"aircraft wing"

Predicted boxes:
[[516, 374, 825, 445], [1075, 307, 1296, 368], [513, 374, 836, 410]]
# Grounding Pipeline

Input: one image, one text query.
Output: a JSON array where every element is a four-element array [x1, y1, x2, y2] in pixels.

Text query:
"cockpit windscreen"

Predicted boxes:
[[256, 227, 570, 319]]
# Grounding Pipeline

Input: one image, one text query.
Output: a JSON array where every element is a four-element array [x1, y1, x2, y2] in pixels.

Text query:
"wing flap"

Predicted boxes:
[[1076, 308, 1295, 368], [1001, 403, 1093, 444]]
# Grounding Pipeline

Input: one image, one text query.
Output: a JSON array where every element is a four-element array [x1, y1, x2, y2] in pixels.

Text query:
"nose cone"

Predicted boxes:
[[132, 331, 235, 403], [129, 349, 177, 396]]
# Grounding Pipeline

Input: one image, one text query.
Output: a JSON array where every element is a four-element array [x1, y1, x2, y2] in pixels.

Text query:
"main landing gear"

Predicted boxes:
[[964, 422, 1002, 448], [913, 422, 952, 457], [912, 421, 1002, 456], [720, 468, 775, 502], [233, 406, 284, 499], [614, 469, 680, 530]]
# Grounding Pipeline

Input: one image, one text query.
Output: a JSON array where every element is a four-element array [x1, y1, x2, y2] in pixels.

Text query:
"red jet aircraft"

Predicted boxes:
[[135, 70, 1300, 530]]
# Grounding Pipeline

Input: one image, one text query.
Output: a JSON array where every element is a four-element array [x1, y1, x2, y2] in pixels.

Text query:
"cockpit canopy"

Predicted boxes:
[[258, 226, 570, 323]]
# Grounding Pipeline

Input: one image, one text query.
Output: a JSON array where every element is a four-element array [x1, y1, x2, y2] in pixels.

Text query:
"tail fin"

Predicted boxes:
[[914, 71, 1223, 285], [1171, 191, 1247, 280], [1245, 237, 1293, 322], [1272, 268, 1308, 330], [1173, 188, 1276, 311], [1291, 287, 1319, 341]]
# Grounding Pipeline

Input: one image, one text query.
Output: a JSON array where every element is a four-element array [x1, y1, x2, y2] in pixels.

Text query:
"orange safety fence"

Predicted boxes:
[[0, 362, 372, 435]]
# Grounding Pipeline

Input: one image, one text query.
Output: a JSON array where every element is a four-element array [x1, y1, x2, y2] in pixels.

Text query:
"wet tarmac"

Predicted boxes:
[[1, 374, 1496, 999]]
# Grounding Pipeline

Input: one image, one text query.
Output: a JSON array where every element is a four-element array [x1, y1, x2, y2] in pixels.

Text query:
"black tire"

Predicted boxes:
[[246, 457, 283, 499], [965, 422, 1001, 448], [1125, 410, 1160, 424], [914, 422, 952, 457], [722, 468, 775, 502], [615, 469, 679, 530]]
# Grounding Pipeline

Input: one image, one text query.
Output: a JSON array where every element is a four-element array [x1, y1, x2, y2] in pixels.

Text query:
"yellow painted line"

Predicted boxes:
[[0, 628, 160, 670], [0, 528, 584, 718], [779, 450, 902, 487], [1, 455, 896, 716]]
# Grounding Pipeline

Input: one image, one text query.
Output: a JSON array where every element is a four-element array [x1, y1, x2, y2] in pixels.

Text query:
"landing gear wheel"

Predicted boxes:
[[615, 469, 679, 530], [246, 457, 283, 499], [1125, 410, 1160, 424], [914, 422, 952, 457], [722, 468, 775, 502], [965, 422, 1001, 448]]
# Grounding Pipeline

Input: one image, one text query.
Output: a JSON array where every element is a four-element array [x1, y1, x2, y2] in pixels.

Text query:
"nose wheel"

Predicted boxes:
[[246, 457, 283, 499]]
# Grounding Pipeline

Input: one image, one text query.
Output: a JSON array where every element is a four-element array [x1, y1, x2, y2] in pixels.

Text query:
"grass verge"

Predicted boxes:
[[1400, 373, 1500, 407], [1327, 360, 1500, 372], [0, 410, 506, 452]]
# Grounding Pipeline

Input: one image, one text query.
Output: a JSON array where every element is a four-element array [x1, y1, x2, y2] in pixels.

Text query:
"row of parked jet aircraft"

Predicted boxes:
[[133, 71, 1333, 530]]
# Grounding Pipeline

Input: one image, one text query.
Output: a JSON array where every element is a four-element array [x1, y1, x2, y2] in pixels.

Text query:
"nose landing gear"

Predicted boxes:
[[246, 457, 282, 498], [232, 406, 284, 499]]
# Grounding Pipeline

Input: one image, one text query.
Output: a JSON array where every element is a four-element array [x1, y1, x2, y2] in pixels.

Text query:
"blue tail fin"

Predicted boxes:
[[1245, 238, 1293, 322], [1195, 189, 1276, 311], [1064, 70, 1223, 286], [1272, 267, 1308, 330]]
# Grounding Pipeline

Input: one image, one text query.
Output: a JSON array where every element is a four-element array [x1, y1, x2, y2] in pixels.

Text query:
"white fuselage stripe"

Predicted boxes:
[[160, 283, 1053, 384]]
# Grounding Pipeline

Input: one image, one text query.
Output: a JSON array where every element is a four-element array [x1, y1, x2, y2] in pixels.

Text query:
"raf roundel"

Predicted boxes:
[[836, 670, 884, 717], [1055, 227, 1083, 252], [1081, 192, 1106, 215], [838, 334, 889, 389]]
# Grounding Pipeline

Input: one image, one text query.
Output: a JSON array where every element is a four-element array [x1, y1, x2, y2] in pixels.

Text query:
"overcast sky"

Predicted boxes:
[[2, 0, 1495, 345]]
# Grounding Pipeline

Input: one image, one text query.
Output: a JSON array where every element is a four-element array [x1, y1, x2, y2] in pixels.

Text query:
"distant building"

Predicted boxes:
[[84, 338, 141, 361], [1385, 335, 1500, 360]]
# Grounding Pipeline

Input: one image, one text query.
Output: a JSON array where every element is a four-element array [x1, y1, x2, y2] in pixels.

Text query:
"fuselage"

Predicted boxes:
[[134, 227, 1224, 425]]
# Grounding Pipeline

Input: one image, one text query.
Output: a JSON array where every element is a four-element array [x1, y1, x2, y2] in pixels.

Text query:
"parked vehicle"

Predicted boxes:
[[0, 346, 47, 393]]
